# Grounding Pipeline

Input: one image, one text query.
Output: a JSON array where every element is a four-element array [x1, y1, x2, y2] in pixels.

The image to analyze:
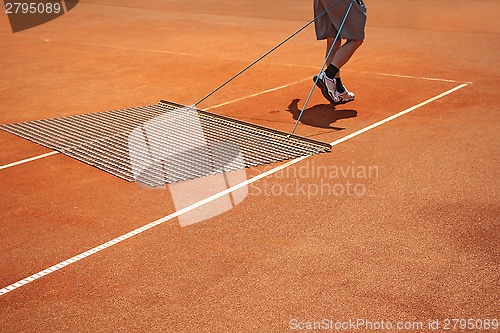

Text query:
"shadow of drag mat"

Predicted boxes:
[[287, 99, 357, 130]]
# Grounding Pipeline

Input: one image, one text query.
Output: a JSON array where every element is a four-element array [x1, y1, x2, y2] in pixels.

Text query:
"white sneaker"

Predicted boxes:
[[314, 72, 356, 104], [335, 87, 355, 104], [314, 72, 340, 103]]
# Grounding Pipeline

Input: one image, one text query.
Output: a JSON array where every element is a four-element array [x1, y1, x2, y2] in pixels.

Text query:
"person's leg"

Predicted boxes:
[[331, 39, 363, 69], [314, 0, 366, 103], [314, 38, 341, 103], [326, 38, 363, 95], [325, 39, 363, 78], [325, 37, 341, 70]]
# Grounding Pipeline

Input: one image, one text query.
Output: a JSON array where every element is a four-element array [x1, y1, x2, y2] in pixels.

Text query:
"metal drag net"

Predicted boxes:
[[0, 101, 331, 186]]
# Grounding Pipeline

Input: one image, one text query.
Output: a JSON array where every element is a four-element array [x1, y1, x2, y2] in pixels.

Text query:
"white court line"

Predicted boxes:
[[0, 78, 309, 171], [307, 68, 464, 84], [203, 78, 310, 110], [350, 70, 467, 84], [0, 83, 469, 297], [0, 152, 59, 171], [9, 35, 461, 83]]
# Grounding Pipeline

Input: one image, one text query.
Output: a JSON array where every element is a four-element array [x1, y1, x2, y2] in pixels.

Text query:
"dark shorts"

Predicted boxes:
[[314, 0, 367, 40]]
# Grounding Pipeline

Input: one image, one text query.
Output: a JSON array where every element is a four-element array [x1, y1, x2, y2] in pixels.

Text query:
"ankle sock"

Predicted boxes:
[[335, 77, 346, 93], [325, 64, 339, 80]]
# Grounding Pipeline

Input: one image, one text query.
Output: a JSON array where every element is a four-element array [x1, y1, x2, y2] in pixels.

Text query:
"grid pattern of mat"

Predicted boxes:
[[0, 100, 331, 186]]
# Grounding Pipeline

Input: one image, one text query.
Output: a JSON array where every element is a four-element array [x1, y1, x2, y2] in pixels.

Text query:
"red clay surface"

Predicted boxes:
[[0, 0, 499, 332]]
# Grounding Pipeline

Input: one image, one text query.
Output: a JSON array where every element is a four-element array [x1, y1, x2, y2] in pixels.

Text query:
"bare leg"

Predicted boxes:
[[316, 38, 363, 103], [331, 39, 363, 69], [326, 37, 342, 74]]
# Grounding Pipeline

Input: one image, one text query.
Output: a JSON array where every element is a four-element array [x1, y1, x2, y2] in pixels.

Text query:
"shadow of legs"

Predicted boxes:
[[287, 99, 357, 130]]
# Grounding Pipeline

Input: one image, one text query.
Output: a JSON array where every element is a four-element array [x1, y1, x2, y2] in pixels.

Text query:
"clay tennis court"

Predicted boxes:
[[1, 0, 499, 332]]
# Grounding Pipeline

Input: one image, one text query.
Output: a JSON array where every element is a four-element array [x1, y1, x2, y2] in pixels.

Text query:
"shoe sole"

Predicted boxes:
[[336, 96, 355, 105], [313, 76, 335, 104]]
